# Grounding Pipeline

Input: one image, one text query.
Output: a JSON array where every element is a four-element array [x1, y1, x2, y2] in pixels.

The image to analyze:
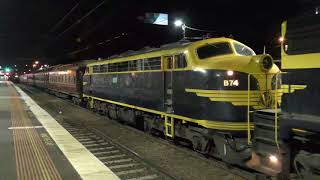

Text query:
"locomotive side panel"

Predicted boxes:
[[281, 69, 320, 116], [172, 70, 259, 122], [85, 72, 165, 112]]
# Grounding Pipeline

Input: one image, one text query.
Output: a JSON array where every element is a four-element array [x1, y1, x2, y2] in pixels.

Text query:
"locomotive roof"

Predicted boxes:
[[88, 37, 234, 66], [107, 40, 191, 58], [33, 60, 96, 73]]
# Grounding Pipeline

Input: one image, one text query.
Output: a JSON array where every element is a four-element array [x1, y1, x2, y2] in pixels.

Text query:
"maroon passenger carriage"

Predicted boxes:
[[20, 61, 90, 105]]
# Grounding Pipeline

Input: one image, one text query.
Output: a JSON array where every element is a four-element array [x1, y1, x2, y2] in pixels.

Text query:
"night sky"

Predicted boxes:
[[0, 0, 313, 68]]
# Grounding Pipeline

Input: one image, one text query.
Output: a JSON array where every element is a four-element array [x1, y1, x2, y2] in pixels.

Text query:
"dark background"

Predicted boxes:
[[0, 0, 316, 68]]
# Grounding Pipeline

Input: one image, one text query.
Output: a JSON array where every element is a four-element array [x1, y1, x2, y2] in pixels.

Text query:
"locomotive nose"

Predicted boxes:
[[260, 55, 273, 71], [251, 54, 274, 72]]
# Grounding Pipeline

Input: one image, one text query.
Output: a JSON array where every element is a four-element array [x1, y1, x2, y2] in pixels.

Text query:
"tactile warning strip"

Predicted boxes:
[[10, 85, 62, 180]]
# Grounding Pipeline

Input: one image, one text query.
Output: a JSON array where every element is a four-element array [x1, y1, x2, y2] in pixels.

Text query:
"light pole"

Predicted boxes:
[[174, 20, 186, 38], [174, 19, 215, 40]]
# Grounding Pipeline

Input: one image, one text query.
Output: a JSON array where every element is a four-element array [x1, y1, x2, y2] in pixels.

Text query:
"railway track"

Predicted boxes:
[[60, 121, 175, 180], [60, 118, 264, 180]]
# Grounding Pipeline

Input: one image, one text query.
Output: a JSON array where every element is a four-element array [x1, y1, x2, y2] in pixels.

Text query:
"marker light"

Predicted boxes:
[[227, 70, 234, 76], [269, 155, 279, 164]]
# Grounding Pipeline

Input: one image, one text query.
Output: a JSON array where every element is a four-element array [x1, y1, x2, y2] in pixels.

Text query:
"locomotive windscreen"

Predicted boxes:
[[197, 42, 233, 59]]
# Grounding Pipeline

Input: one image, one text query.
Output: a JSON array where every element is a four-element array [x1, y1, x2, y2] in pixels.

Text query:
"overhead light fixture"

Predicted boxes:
[[174, 20, 184, 27]]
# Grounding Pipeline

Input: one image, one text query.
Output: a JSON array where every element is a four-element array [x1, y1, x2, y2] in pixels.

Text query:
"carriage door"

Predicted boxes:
[[163, 56, 174, 114]]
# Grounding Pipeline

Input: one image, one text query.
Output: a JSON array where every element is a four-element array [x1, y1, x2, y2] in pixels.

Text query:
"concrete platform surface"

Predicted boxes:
[[0, 81, 120, 180]]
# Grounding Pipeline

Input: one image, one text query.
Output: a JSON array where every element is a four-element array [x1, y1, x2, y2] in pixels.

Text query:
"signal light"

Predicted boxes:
[[5, 67, 11, 72]]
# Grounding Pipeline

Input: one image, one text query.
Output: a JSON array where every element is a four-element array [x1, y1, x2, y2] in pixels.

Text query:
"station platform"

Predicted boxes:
[[0, 81, 120, 180]]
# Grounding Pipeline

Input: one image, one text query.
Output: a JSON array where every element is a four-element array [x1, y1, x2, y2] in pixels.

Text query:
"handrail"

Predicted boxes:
[[275, 73, 280, 149], [274, 72, 288, 150], [247, 74, 251, 145], [247, 72, 280, 145]]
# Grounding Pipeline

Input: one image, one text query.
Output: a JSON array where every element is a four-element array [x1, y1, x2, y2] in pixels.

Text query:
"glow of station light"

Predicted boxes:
[[193, 67, 207, 74], [35, 61, 39, 64], [278, 37, 284, 43], [58, 70, 72, 75], [49, 70, 72, 75], [174, 19, 184, 27], [32, 64, 37, 67]]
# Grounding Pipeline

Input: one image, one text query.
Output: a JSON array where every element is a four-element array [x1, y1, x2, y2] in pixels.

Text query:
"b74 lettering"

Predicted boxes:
[[224, 80, 239, 87]]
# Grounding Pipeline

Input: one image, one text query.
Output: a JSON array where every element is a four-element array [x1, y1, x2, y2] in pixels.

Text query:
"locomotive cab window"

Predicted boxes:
[[234, 43, 256, 56], [197, 42, 233, 59]]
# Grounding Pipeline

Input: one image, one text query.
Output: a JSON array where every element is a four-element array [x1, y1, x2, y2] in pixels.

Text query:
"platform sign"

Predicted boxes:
[[144, 13, 168, 25]]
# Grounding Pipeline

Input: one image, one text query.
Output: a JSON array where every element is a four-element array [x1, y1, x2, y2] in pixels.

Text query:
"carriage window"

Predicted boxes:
[[118, 61, 129, 72], [100, 64, 108, 72], [234, 43, 256, 56], [144, 57, 161, 70], [167, 57, 173, 69], [197, 42, 233, 59], [93, 65, 100, 73], [175, 54, 187, 68], [108, 63, 118, 72], [137, 59, 143, 71], [129, 60, 138, 71]]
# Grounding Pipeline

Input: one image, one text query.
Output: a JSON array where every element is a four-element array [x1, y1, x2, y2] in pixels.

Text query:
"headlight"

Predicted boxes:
[[260, 55, 273, 71], [226, 70, 234, 76], [269, 154, 279, 164]]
